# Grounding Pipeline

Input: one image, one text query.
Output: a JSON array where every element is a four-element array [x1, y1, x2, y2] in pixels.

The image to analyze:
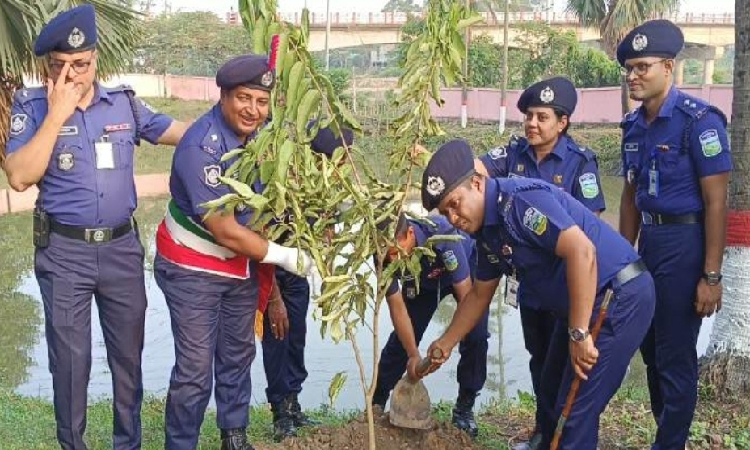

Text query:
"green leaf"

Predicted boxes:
[[327, 372, 347, 408], [218, 175, 256, 198], [276, 140, 295, 185]]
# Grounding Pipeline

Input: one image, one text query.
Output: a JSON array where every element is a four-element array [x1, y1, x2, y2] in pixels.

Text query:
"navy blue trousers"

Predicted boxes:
[[35, 231, 147, 450], [261, 268, 310, 405], [538, 271, 656, 450], [154, 255, 259, 450], [373, 289, 490, 405], [640, 223, 705, 450], [520, 304, 559, 430]]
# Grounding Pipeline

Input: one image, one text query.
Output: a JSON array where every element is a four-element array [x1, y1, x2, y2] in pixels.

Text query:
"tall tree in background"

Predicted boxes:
[[566, 0, 679, 114], [381, 0, 423, 13], [700, 0, 750, 395], [0, 0, 141, 160]]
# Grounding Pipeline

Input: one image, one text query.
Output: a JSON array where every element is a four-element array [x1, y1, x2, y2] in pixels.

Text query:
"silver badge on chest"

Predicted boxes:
[[58, 152, 75, 171]]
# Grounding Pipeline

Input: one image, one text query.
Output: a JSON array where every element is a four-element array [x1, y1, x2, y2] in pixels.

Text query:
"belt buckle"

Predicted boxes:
[[642, 212, 653, 225], [85, 227, 112, 243]]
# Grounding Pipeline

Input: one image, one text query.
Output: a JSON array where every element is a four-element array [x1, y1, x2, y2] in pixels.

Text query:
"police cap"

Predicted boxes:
[[34, 4, 98, 56], [216, 54, 276, 91], [517, 76, 577, 116], [617, 19, 684, 66], [421, 139, 475, 211], [310, 124, 354, 157]]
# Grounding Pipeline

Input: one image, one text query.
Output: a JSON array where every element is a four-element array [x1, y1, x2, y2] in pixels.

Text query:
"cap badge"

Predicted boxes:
[[632, 33, 648, 52], [68, 27, 86, 49], [426, 176, 446, 197], [540, 86, 554, 104], [261, 71, 274, 87]]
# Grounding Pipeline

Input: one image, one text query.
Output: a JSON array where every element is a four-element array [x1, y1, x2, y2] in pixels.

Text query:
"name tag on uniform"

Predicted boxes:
[[104, 123, 132, 133], [58, 126, 79, 136], [504, 276, 519, 309], [95, 136, 115, 170]]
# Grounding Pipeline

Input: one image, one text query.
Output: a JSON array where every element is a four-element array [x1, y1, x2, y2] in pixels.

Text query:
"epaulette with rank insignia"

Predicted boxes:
[[620, 107, 639, 129], [13, 86, 46, 105]]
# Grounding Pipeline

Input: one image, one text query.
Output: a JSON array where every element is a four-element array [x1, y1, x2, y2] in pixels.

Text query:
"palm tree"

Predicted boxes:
[[700, 0, 750, 394], [0, 0, 142, 161], [565, 0, 680, 114]]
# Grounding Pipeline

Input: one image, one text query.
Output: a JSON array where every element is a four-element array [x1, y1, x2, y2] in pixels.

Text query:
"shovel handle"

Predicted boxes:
[[415, 348, 445, 377]]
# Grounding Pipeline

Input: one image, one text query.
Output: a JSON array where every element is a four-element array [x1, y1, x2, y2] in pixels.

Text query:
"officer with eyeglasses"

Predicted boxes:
[[2, 5, 188, 450], [617, 19, 732, 450]]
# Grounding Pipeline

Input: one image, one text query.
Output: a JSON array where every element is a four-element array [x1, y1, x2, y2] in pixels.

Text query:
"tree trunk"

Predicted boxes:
[[699, 0, 750, 394]]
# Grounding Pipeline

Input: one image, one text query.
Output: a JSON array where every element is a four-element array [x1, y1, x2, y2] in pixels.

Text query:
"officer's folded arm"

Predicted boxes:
[[156, 120, 192, 146], [385, 291, 420, 359], [618, 179, 641, 246], [204, 212, 313, 277], [554, 225, 597, 330], [3, 114, 69, 192]]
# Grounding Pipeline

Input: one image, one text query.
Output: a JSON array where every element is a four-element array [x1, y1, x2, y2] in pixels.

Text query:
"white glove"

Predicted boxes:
[[262, 241, 314, 277]]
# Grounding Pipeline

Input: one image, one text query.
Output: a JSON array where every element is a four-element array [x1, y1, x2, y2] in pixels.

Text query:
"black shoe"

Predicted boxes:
[[220, 428, 255, 450], [271, 398, 298, 442], [452, 389, 479, 439], [512, 432, 543, 450], [289, 393, 320, 428]]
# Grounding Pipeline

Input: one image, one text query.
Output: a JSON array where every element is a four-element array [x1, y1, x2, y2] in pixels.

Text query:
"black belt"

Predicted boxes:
[[50, 219, 134, 244], [614, 260, 647, 286], [641, 211, 701, 226]]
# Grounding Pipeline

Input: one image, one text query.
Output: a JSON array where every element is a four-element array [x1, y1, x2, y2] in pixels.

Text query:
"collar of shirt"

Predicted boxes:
[[520, 134, 568, 163], [210, 104, 245, 151], [636, 85, 679, 127], [481, 178, 504, 228], [90, 82, 115, 106]]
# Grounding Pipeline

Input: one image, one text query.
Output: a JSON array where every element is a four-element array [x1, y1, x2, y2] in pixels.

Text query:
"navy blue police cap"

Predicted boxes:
[[310, 123, 354, 157], [216, 54, 276, 91], [421, 139, 475, 211], [617, 19, 684, 66], [517, 76, 577, 116], [34, 4, 98, 56]]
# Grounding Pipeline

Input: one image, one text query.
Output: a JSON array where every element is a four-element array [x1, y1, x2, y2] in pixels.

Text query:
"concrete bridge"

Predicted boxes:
[[272, 10, 735, 84]]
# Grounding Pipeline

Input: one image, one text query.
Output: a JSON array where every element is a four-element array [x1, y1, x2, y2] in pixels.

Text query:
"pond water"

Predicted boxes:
[[0, 196, 715, 412]]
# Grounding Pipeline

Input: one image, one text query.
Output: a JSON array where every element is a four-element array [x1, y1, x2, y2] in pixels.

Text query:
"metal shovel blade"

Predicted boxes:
[[389, 375, 434, 430], [388, 349, 443, 430]]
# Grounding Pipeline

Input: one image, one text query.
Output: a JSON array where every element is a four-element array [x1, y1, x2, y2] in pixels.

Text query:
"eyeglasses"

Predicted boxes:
[[620, 59, 667, 77], [48, 57, 94, 75]]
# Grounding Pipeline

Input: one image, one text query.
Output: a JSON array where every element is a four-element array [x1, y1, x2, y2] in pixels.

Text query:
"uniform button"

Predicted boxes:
[[98, 220, 103, 224], [99, 193, 104, 198]]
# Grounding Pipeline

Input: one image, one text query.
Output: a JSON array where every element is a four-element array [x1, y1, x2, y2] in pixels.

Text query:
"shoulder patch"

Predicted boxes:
[[488, 146, 507, 160], [522, 207, 548, 236], [9, 114, 28, 135], [442, 250, 459, 271], [204, 165, 222, 187], [699, 129, 723, 157], [578, 172, 600, 199]]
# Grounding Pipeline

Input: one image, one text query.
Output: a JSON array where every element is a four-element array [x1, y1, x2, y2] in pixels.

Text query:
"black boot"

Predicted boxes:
[[452, 389, 479, 439], [271, 398, 298, 442], [512, 431, 543, 450], [220, 428, 255, 450], [289, 393, 320, 428]]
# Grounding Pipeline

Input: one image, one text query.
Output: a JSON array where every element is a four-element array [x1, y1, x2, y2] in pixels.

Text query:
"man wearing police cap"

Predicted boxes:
[[475, 76, 605, 450], [617, 19, 732, 450], [419, 140, 655, 449], [154, 53, 314, 450], [3, 5, 187, 450]]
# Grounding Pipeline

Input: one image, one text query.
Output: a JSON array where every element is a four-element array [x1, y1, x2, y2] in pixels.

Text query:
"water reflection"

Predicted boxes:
[[0, 196, 716, 411]]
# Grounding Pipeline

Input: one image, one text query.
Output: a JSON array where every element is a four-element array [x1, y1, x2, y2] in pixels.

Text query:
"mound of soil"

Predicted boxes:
[[256, 410, 482, 450]]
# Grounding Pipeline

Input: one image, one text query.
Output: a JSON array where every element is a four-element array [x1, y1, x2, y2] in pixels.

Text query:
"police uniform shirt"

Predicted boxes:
[[621, 86, 732, 215], [475, 177, 638, 315], [386, 216, 475, 301], [479, 135, 606, 213], [170, 104, 256, 226], [6, 84, 173, 227]]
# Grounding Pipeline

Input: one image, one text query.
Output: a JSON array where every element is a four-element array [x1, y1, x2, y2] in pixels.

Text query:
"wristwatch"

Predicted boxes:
[[568, 327, 590, 342], [703, 271, 723, 286]]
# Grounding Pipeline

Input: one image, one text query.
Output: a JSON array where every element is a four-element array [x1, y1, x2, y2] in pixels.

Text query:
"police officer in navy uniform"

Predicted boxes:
[[476, 76, 605, 450], [2, 5, 187, 450], [154, 54, 315, 450], [419, 140, 655, 449], [617, 20, 732, 450], [372, 212, 488, 439], [262, 125, 354, 441]]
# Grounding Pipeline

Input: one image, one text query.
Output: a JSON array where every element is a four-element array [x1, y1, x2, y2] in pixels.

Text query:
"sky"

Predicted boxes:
[[152, 0, 735, 16]]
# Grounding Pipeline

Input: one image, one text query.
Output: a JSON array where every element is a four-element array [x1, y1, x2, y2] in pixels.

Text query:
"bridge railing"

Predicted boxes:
[[274, 11, 735, 27]]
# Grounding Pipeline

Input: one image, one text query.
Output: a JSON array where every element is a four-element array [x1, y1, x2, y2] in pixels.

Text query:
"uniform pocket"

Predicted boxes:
[[51, 276, 75, 328], [112, 135, 135, 170]]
